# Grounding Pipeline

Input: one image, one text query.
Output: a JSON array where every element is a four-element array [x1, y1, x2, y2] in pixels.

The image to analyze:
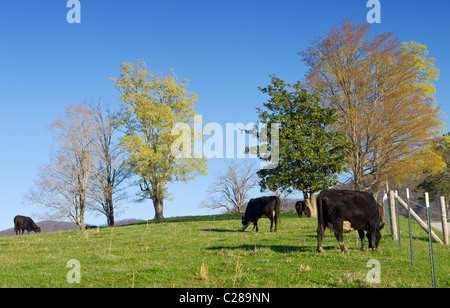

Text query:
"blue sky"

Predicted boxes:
[[0, 0, 449, 231]]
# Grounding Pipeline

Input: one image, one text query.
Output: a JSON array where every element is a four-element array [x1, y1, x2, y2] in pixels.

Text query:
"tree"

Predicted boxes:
[[112, 60, 208, 219], [251, 75, 351, 216], [418, 133, 450, 205], [299, 18, 445, 197], [26, 105, 98, 230], [202, 161, 258, 213], [89, 101, 131, 226]]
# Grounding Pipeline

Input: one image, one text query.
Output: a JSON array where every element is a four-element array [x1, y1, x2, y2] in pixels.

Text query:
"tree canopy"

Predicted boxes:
[[418, 133, 450, 202], [299, 18, 445, 196], [111, 60, 208, 219], [251, 75, 351, 215]]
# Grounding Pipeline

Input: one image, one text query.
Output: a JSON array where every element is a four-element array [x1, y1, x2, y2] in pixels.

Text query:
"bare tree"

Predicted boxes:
[[89, 101, 131, 226], [202, 161, 259, 213], [26, 105, 98, 230], [272, 188, 293, 209]]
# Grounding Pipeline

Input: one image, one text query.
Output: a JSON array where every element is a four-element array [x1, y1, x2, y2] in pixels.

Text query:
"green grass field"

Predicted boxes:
[[0, 211, 448, 288]]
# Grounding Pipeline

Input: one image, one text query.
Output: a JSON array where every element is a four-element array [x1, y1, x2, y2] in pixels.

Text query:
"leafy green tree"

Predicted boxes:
[[112, 60, 208, 219], [251, 75, 351, 216]]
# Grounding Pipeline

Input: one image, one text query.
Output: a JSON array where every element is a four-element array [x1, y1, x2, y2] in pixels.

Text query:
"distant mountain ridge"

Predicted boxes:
[[0, 219, 145, 236]]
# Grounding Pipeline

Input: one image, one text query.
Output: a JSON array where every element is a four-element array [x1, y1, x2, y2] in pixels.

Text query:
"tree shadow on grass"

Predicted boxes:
[[199, 228, 240, 233], [206, 244, 331, 253]]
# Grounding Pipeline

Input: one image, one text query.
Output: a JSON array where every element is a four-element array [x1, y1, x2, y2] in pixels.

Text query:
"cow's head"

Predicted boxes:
[[34, 226, 41, 233], [368, 222, 385, 249], [241, 217, 250, 231]]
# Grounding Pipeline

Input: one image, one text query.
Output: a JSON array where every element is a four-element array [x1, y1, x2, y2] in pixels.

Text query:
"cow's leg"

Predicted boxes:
[[270, 218, 274, 232], [253, 219, 259, 232], [369, 225, 377, 251], [317, 224, 325, 253], [274, 210, 279, 233], [333, 226, 349, 253], [358, 230, 367, 250]]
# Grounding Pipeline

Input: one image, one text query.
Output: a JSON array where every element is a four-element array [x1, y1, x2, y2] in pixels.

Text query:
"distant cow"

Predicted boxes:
[[242, 196, 281, 232], [85, 224, 98, 229], [295, 200, 311, 218], [14, 215, 41, 235], [316, 190, 384, 253]]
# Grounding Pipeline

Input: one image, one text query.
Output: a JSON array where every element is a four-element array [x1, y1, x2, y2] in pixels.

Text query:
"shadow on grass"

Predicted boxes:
[[206, 244, 333, 253], [200, 228, 240, 233]]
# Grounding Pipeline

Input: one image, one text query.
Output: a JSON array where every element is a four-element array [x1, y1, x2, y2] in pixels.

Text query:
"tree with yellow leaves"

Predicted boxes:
[[299, 18, 445, 197], [112, 60, 208, 219]]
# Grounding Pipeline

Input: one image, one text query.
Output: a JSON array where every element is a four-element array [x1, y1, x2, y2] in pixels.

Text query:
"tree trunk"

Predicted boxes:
[[79, 191, 86, 230], [303, 189, 317, 218], [310, 191, 317, 218], [79, 208, 85, 230], [106, 199, 115, 226], [153, 197, 164, 219], [105, 185, 115, 226]]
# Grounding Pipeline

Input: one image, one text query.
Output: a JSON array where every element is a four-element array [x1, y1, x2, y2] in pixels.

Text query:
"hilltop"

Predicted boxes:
[[0, 212, 448, 288], [0, 219, 145, 236]]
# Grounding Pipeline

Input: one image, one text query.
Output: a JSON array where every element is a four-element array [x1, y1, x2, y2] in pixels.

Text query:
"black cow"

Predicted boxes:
[[14, 215, 41, 235], [242, 196, 281, 232], [316, 190, 384, 253], [295, 200, 311, 218]]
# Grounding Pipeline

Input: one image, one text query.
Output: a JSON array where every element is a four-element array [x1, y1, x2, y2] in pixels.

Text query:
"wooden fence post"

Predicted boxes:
[[396, 190, 402, 250], [440, 196, 449, 246], [425, 193, 436, 288], [395, 195, 444, 244], [406, 188, 415, 267], [389, 190, 398, 241]]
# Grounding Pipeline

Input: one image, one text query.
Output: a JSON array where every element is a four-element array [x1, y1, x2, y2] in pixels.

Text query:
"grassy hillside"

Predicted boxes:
[[0, 211, 448, 288]]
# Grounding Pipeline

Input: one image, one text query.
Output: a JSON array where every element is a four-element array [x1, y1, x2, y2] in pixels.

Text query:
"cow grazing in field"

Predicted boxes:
[[316, 190, 384, 253], [242, 196, 281, 232], [85, 224, 98, 229], [14, 215, 41, 235], [295, 200, 311, 218]]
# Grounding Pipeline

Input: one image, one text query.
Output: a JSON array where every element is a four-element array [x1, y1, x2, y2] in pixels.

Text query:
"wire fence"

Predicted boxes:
[[382, 189, 450, 288]]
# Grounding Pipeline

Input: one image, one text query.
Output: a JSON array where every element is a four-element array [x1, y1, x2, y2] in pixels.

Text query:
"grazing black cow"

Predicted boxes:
[[242, 196, 281, 232], [85, 224, 98, 229], [14, 215, 41, 235], [316, 190, 384, 253], [295, 200, 311, 218]]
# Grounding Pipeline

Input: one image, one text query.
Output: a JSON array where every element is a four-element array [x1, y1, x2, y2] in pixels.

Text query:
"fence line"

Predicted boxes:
[[425, 193, 437, 288], [382, 189, 450, 288]]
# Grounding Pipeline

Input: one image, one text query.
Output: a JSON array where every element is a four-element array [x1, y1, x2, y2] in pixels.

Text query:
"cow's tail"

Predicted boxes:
[[276, 196, 281, 225]]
